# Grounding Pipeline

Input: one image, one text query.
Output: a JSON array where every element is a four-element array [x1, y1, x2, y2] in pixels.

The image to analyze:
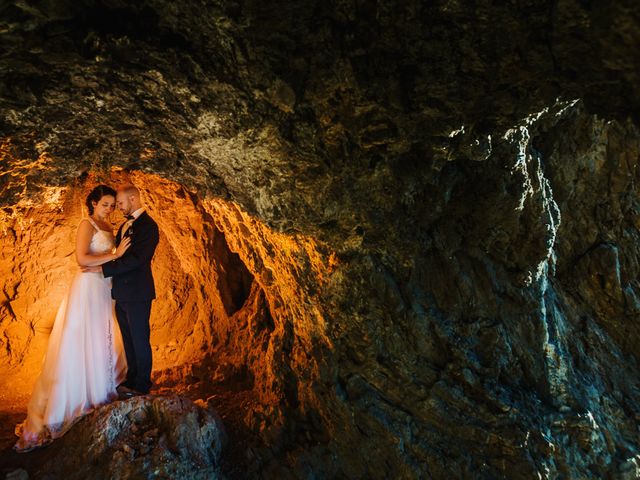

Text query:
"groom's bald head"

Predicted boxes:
[[121, 184, 139, 195], [116, 184, 143, 215]]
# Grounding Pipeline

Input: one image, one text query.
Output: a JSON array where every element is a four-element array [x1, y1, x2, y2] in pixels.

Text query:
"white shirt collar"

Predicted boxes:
[[130, 207, 145, 220]]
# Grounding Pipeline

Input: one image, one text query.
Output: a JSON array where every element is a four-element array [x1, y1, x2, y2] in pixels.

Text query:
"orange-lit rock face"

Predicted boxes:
[[0, 170, 337, 428]]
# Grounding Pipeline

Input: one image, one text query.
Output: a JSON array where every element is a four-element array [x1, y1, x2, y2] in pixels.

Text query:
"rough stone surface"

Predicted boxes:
[[30, 395, 228, 480], [0, 1, 639, 479]]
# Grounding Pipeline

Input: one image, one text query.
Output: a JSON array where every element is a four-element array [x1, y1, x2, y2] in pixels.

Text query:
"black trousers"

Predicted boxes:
[[115, 300, 153, 393]]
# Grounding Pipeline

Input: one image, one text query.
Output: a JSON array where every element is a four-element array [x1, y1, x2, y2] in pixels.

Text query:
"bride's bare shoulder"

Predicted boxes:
[[77, 218, 96, 234]]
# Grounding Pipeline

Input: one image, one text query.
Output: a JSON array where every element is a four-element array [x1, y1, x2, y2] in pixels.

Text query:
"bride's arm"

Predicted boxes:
[[75, 219, 129, 267]]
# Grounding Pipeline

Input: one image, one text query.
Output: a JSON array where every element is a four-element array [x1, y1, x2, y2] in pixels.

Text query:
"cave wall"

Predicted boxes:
[[0, 167, 339, 477], [0, 173, 218, 395], [0, 171, 335, 414], [1, 0, 640, 478]]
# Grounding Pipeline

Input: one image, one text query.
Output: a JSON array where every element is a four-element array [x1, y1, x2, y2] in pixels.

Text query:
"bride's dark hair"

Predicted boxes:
[[86, 185, 116, 215]]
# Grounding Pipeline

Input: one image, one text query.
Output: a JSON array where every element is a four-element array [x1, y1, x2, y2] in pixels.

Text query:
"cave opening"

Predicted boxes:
[[212, 226, 255, 317]]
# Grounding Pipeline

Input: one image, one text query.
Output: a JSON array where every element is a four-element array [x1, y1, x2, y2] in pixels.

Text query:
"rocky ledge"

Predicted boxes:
[[20, 395, 227, 480]]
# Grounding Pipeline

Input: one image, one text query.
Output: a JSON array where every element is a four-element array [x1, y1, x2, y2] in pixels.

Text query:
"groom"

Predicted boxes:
[[95, 184, 159, 398]]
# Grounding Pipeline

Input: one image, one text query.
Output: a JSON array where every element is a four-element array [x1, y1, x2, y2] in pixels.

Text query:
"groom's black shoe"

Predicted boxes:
[[117, 385, 144, 400]]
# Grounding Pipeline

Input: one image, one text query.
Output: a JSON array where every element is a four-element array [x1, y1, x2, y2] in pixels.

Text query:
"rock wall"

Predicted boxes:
[[0, 1, 639, 478]]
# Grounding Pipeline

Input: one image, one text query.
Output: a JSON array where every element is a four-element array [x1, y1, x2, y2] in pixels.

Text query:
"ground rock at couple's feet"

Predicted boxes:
[[5, 469, 28, 480], [33, 395, 227, 480]]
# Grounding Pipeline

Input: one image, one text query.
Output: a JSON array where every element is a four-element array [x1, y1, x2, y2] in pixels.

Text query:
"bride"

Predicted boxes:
[[14, 184, 131, 452]]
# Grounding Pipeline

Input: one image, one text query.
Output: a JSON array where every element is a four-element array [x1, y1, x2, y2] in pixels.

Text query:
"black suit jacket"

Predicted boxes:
[[103, 211, 159, 302]]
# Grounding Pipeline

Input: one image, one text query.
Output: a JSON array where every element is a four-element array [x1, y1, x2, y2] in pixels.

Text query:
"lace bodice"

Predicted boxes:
[[87, 218, 115, 254]]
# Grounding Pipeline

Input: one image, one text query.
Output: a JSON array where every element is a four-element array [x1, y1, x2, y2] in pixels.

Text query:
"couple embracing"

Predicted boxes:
[[14, 184, 160, 453]]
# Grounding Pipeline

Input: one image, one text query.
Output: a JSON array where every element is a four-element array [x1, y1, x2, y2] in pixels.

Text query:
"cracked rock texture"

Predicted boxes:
[[1, 1, 640, 478], [33, 395, 227, 480]]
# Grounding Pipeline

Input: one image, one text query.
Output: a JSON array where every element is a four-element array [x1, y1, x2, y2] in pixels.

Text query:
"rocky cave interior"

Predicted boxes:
[[0, 167, 341, 475], [0, 1, 640, 479]]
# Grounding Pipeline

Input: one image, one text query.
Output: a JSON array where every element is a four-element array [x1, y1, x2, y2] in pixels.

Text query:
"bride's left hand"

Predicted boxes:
[[115, 236, 131, 258]]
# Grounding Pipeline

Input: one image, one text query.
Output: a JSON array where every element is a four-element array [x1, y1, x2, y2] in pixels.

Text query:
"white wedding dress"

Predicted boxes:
[[14, 218, 127, 452]]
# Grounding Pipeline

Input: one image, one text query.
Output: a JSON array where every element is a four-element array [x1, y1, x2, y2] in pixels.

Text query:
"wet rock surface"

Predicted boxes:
[[0, 1, 639, 479]]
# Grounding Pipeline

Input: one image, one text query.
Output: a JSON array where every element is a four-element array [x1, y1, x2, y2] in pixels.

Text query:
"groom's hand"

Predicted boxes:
[[81, 265, 102, 273]]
